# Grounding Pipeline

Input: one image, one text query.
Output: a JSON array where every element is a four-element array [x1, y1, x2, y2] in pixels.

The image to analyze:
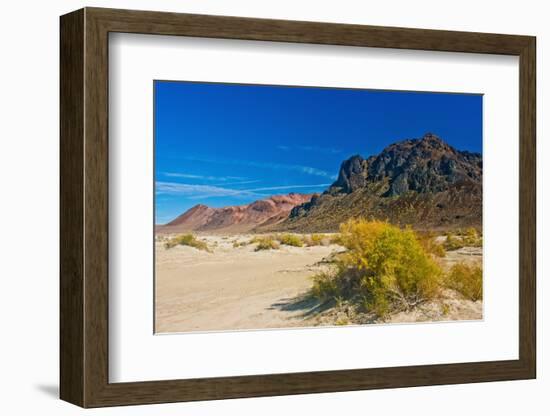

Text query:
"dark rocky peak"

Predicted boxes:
[[328, 133, 482, 197], [331, 154, 368, 193], [378, 133, 452, 161], [419, 132, 448, 147]]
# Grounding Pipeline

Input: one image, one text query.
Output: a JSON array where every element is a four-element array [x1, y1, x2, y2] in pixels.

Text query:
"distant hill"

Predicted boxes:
[[257, 133, 482, 233], [156, 193, 316, 234]]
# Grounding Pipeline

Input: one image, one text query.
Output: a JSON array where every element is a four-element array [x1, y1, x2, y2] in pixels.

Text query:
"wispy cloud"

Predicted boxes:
[[247, 184, 330, 192], [182, 155, 336, 179], [162, 172, 247, 181], [297, 145, 342, 154], [156, 181, 264, 199], [276, 145, 342, 155], [212, 179, 261, 186], [156, 181, 330, 200]]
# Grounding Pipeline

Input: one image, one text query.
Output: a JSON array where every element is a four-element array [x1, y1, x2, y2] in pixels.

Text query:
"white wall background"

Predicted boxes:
[[0, 0, 545, 414]]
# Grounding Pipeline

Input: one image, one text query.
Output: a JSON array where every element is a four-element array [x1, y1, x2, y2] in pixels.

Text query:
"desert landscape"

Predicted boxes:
[[155, 233, 481, 333], [155, 134, 483, 333]]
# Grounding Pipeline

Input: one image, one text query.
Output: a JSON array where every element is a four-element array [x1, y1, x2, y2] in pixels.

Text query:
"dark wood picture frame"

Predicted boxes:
[[60, 7, 536, 408]]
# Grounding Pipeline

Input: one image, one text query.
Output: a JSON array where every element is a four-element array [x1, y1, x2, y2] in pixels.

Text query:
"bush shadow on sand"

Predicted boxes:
[[267, 292, 333, 318]]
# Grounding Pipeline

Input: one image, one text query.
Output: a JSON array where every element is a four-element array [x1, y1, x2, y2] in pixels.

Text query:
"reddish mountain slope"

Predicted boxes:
[[157, 193, 316, 234], [163, 204, 215, 230]]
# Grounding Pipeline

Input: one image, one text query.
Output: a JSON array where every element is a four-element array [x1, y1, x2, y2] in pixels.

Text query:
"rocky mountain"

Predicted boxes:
[[157, 193, 316, 234], [259, 133, 482, 232]]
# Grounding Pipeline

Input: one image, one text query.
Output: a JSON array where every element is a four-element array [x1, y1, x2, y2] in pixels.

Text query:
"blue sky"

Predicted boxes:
[[155, 81, 482, 224]]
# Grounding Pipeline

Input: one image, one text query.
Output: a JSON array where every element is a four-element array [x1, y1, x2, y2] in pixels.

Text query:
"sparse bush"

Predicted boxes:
[[164, 233, 211, 252], [329, 234, 342, 245], [311, 270, 341, 300], [463, 227, 483, 247], [254, 236, 280, 251], [232, 240, 248, 248], [335, 316, 350, 326], [444, 228, 482, 250], [417, 232, 446, 258], [444, 234, 464, 251], [311, 219, 442, 317], [250, 235, 271, 244], [304, 233, 331, 247], [431, 242, 446, 257], [445, 262, 482, 301], [311, 234, 326, 245], [278, 233, 304, 247], [455, 227, 480, 237]]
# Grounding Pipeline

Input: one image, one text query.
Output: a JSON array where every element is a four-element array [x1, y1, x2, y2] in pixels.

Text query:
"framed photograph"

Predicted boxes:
[[60, 7, 536, 408]]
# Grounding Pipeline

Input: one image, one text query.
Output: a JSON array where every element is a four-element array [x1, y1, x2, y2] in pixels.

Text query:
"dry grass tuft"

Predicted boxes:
[[254, 236, 280, 251], [303, 233, 331, 247], [417, 231, 446, 258], [278, 233, 304, 247], [444, 228, 482, 251], [445, 262, 482, 301], [164, 234, 211, 252]]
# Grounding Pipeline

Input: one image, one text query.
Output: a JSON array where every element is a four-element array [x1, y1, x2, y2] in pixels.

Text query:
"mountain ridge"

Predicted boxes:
[[330, 133, 481, 196], [158, 133, 482, 235], [259, 133, 482, 233], [157, 193, 316, 234]]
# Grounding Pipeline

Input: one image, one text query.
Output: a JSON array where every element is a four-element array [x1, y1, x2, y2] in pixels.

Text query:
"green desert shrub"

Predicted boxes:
[[335, 316, 351, 326], [311, 270, 341, 300], [463, 227, 483, 247], [445, 262, 483, 301], [417, 232, 446, 258], [444, 228, 482, 250], [329, 234, 343, 245], [232, 239, 249, 248], [311, 219, 442, 317], [164, 233, 211, 252], [278, 233, 304, 247], [444, 234, 464, 251], [249, 235, 274, 244], [430, 241, 446, 257], [304, 233, 331, 247], [254, 236, 280, 251], [310, 233, 325, 245], [303, 234, 317, 246]]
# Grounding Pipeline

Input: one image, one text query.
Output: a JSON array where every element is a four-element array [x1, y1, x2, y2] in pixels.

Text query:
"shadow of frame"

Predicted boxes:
[[34, 384, 59, 399]]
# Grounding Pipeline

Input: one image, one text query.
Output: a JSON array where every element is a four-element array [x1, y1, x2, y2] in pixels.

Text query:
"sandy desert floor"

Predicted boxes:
[[155, 234, 482, 333], [155, 235, 339, 333]]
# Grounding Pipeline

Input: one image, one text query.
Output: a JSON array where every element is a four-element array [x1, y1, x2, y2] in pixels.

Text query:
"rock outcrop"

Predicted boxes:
[[263, 133, 482, 233]]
